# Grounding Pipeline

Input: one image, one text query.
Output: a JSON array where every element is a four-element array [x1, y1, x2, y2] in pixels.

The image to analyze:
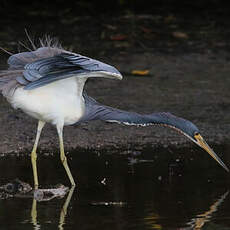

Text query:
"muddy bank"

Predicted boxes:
[[0, 51, 229, 153]]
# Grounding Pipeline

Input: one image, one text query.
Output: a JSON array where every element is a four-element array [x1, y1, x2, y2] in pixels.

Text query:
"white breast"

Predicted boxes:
[[10, 77, 86, 126]]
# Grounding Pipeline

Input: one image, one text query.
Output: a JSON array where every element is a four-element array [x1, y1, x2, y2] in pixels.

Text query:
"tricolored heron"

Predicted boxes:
[[0, 38, 228, 188]]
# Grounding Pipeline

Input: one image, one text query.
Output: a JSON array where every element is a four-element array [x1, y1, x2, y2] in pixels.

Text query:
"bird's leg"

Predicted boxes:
[[57, 124, 76, 186], [31, 120, 45, 189]]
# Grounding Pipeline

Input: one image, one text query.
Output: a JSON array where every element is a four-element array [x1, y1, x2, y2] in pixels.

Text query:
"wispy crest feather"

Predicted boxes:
[[0, 33, 65, 100], [23, 30, 62, 51], [39, 35, 62, 49]]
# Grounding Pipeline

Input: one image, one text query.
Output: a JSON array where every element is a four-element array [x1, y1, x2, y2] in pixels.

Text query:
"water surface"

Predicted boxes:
[[0, 146, 230, 230]]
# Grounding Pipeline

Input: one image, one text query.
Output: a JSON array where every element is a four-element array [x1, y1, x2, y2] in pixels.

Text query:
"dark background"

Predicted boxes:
[[0, 0, 230, 56], [0, 0, 229, 15]]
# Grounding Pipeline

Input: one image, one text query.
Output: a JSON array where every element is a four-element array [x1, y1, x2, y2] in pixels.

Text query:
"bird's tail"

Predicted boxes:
[[0, 33, 64, 99], [0, 71, 20, 98]]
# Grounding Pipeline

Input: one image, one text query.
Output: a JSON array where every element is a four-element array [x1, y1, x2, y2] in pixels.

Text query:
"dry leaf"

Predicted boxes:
[[140, 27, 152, 34], [110, 34, 128, 41], [131, 70, 150, 75], [114, 42, 130, 48], [104, 24, 117, 30], [172, 31, 189, 39], [164, 15, 176, 23]]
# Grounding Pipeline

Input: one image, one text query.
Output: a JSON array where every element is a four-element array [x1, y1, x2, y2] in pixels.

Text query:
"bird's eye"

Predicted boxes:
[[194, 132, 199, 137]]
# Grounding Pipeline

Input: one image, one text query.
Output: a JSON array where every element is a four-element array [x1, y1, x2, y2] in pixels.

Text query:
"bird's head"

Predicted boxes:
[[169, 116, 229, 172], [191, 131, 229, 172]]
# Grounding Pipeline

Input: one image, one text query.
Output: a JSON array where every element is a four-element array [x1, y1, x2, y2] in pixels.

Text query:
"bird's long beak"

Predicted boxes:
[[194, 134, 229, 172]]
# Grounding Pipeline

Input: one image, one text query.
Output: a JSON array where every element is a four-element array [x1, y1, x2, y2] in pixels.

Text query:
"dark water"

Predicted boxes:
[[0, 146, 230, 230]]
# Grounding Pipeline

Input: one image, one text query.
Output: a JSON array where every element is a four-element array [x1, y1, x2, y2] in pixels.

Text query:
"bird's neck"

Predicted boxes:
[[79, 94, 192, 138]]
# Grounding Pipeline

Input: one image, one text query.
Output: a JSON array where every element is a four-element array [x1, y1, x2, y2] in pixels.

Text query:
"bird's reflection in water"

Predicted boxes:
[[31, 198, 39, 230], [187, 190, 229, 230], [59, 186, 75, 230], [144, 190, 229, 230], [31, 186, 75, 230]]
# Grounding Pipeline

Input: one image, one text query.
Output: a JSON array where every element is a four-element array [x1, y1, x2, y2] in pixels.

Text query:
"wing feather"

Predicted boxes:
[[1, 46, 122, 95], [16, 76, 30, 85], [23, 52, 121, 90], [23, 70, 42, 81]]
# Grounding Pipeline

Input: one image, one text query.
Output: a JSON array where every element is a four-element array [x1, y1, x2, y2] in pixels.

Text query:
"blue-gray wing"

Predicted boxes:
[[23, 53, 121, 90]]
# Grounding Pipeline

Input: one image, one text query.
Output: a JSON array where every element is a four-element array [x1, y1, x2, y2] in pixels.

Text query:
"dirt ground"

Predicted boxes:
[[0, 10, 230, 154]]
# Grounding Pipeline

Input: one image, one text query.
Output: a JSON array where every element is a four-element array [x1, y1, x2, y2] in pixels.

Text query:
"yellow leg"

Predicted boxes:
[[31, 120, 45, 189], [57, 125, 76, 186]]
